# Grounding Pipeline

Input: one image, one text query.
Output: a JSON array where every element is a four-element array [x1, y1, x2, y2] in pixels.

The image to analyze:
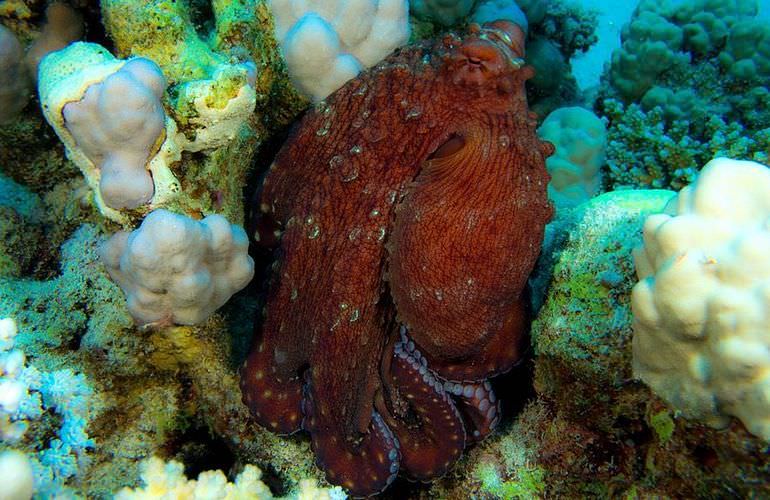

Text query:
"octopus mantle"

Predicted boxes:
[[241, 21, 553, 497]]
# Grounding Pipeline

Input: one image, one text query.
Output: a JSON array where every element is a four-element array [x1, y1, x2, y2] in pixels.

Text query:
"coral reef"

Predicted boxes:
[[116, 456, 343, 499], [599, 0, 770, 189], [1, 0, 767, 497], [602, 99, 770, 190], [241, 21, 552, 496], [428, 189, 770, 498]]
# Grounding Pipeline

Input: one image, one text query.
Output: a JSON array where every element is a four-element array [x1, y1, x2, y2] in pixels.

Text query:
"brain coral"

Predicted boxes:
[[632, 158, 770, 440]]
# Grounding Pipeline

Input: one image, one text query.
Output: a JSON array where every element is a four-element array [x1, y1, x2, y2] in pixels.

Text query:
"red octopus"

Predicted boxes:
[[241, 20, 553, 497]]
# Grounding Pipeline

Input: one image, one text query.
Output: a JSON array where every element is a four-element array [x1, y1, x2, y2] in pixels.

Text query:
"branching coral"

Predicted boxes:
[[599, 0, 770, 189], [116, 457, 344, 499], [602, 99, 769, 190], [0, 317, 99, 497]]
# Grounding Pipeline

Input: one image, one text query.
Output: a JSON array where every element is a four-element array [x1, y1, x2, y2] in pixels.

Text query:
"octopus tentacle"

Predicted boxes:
[[418, 298, 530, 381], [381, 328, 466, 481], [303, 380, 400, 497], [239, 340, 304, 434], [443, 379, 501, 442]]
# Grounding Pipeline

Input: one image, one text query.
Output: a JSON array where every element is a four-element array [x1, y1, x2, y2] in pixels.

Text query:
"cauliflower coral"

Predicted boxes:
[[632, 157, 770, 440]]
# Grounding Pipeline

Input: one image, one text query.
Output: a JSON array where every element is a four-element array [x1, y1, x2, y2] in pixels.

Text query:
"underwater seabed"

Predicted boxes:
[[1, 0, 770, 498]]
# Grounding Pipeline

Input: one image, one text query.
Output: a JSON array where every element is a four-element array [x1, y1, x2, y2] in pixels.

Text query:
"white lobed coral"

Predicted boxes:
[[632, 158, 770, 440], [99, 209, 255, 326], [0, 450, 34, 500], [62, 57, 166, 210], [0, 318, 97, 497], [39, 42, 183, 223], [269, 0, 409, 101], [115, 457, 344, 500], [537, 107, 607, 211], [0, 318, 38, 443]]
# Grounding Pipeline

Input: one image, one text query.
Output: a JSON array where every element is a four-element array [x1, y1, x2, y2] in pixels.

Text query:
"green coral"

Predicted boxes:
[[477, 462, 547, 499], [602, 99, 770, 190], [101, 0, 306, 128], [650, 410, 675, 443], [598, 0, 770, 190]]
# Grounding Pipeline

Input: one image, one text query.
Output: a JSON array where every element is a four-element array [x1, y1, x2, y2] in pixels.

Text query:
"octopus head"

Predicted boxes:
[[444, 20, 531, 95]]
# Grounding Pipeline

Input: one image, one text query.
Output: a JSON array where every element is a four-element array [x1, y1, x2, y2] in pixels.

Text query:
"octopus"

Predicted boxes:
[[241, 20, 553, 497]]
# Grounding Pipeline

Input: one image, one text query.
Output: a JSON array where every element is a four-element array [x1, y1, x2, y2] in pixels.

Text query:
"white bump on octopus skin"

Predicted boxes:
[[270, 421, 278, 428], [258, 343, 265, 353], [254, 370, 264, 381], [263, 390, 272, 398]]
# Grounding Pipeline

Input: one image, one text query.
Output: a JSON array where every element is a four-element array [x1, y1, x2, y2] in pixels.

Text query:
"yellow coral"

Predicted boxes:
[[116, 457, 342, 500]]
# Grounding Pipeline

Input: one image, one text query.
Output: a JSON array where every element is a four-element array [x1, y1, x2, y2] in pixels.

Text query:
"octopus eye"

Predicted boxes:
[[428, 134, 466, 160]]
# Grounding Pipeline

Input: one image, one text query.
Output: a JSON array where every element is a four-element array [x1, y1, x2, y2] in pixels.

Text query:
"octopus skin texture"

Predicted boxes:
[[240, 20, 553, 497]]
